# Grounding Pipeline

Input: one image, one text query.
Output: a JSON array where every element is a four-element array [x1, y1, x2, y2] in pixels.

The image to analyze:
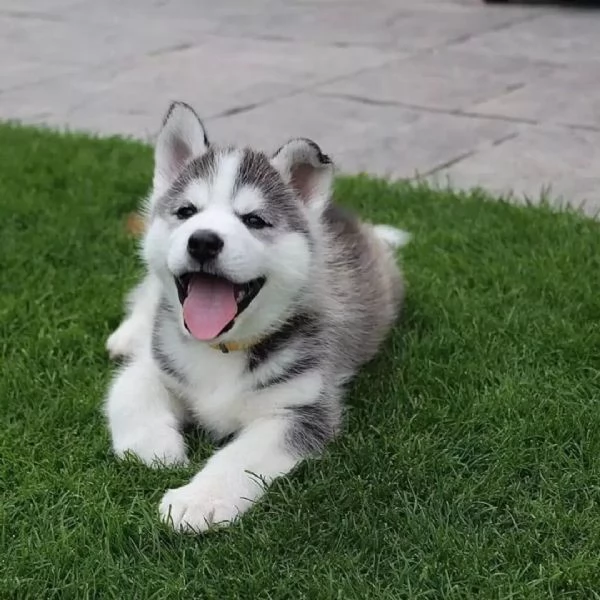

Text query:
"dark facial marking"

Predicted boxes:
[[234, 149, 282, 197], [234, 149, 310, 235]]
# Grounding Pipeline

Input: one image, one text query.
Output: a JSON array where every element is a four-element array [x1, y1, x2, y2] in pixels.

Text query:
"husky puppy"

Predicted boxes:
[[105, 102, 408, 532]]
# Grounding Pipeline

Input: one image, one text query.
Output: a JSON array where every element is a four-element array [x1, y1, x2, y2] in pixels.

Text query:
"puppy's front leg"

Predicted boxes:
[[106, 273, 161, 360], [159, 403, 337, 532], [105, 358, 188, 467]]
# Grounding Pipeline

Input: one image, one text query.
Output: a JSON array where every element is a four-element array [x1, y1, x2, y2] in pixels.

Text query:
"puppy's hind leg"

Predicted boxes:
[[106, 272, 160, 359]]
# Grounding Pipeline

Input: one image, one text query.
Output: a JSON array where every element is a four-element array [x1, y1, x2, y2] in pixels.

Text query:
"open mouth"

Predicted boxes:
[[175, 272, 266, 341]]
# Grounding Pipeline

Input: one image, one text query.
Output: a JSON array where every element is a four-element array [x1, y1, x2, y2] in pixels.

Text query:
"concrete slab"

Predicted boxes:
[[453, 9, 600, 65], [0, 0, 83, 13], [0, 60, 78, 93], [0, 36, 400, 138], [213, 3, 537, 51], [315, 49, 558, 112], [209, 93, 518, 178], [471, 63, 600, 130], [431, 126, 600, 216], [0, 13, 215, 68], [55, 0, 277, 23]]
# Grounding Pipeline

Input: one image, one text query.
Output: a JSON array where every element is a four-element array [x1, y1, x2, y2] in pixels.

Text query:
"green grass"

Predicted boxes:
[[1, 123, 600, 600]]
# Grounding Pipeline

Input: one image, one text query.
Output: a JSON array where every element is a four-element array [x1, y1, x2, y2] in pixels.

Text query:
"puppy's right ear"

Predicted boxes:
[[153, 102, 209, 193]]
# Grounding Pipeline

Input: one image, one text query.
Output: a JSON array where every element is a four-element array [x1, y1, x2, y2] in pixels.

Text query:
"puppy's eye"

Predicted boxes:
[[175, 204, 197, 220], [241, 213, 271, 229]]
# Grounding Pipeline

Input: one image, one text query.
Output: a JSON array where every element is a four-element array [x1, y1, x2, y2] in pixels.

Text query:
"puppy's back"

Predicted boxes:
[[319, 204, 404, 375]]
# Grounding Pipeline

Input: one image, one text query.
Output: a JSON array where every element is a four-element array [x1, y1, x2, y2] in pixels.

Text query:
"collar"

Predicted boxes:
[[209, 339, 260, 354]]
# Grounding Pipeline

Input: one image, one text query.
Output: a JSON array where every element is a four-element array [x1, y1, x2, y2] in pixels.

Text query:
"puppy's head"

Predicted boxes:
[[143, 101, 334, 344]]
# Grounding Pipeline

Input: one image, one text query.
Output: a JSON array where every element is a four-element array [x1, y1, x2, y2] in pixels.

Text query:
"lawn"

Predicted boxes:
[[1, 123, 600, 599]]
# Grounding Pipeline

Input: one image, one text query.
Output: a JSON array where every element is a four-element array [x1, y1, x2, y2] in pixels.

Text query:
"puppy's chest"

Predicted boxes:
[[168, 343, 258, 434]]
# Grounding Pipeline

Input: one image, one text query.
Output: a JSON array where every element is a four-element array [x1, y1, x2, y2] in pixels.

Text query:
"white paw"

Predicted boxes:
[[114, 426, 188, 468], [159, 476, 251, 533], [106, 319, 140, 359]]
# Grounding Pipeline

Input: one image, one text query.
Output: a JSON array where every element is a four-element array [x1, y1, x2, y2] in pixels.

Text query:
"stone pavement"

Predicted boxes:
[[1, 0, 599, 214]]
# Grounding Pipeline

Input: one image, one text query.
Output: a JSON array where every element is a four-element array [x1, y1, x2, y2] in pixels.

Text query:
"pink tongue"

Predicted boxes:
[[183, 276, 237, 341]]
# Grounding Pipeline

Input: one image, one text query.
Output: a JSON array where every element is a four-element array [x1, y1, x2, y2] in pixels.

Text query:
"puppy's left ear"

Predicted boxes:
[[153, 101, 209, 193], [271, 138, 334, 216]]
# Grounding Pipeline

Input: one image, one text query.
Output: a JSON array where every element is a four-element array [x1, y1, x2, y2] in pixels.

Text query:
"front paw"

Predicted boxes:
[[114, 427, 188, 468], [106, 319, 140, 359], [159, 477, 249, 533]]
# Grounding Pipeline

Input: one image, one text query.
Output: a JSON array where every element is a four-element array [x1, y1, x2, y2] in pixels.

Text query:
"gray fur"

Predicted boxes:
[[285, 400, 339, 457], [278, 202, 402, 456], [234, 148, 310, 235], [245, 201, 402, 456], [249, 312, 323, 390], [320, 203, 403, 373], [233, 149, 282, 199], [247, 312, 319, 371]]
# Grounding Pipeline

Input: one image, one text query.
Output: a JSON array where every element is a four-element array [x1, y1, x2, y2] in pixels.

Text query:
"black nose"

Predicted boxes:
[[187, 230, 224, 261]]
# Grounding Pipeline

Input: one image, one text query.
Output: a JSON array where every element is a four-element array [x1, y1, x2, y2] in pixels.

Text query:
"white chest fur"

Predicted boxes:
[[157, 325, 249, 435], [154, 319, 323, 439]]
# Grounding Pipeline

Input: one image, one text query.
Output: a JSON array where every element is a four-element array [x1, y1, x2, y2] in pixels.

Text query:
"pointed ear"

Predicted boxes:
[[271, 138, 334, 214], [153, 101, 209, 193]]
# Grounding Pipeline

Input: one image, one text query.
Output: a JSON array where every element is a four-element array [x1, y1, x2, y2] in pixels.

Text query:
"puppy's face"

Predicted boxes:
[[143, 102, 333, 343]]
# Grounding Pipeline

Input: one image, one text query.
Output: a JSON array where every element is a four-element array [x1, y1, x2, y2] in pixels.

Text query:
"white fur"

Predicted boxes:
[[106, 272, 161, 359], [184, 179, 210, 209], [105, 355, 188, 466], [106, 327, 324, 530], [211, 151, 242, 207], [372, 225, 411, 249], [159, 417, 297, 531], [153, 102, 208, 194], [232, 185, 265, 215]]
